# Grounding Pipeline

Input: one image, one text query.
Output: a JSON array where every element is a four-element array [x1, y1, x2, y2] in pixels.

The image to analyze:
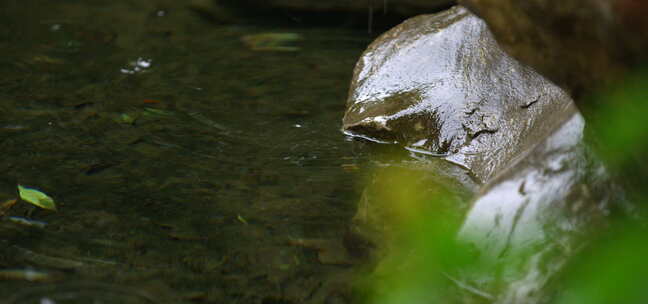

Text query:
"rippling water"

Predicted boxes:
[[0, 1, 383, 302]]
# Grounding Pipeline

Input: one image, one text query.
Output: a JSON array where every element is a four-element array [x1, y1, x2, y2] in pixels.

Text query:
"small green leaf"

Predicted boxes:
[[17, 185, 57, 211], [117, 113, 137, 124]]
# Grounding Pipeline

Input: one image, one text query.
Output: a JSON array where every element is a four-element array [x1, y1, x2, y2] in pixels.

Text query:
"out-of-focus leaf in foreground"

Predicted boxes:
[[557, 222, 648, 304], [359, 166, 477, 304], [554, 69, 648, 303], [17, 185, 57, 211], [586, 69, 648, 198]]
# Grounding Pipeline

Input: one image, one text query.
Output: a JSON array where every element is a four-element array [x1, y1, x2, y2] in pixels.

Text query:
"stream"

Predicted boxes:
[[0, 1, 381, 303]]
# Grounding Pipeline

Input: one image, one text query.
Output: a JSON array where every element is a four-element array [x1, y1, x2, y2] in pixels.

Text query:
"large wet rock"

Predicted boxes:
[[343, 6, 623, 303], [342, 6, 573, 183], [458, 0, 648, 108]]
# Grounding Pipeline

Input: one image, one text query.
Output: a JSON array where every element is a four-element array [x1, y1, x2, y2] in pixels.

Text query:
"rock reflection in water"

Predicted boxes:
[[458, 107, 615, 303]]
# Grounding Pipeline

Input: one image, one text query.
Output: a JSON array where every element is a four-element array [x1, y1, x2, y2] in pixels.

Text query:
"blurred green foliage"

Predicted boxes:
[[357, 167, 476, 304], [590, 68, 648, 170], [558, 69, 648, 304], [557, 222, 648, 304], [360, 70, 648, 303]]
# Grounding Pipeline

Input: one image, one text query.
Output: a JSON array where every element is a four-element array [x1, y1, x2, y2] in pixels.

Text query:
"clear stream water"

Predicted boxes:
[[0, 1, 393, 302]]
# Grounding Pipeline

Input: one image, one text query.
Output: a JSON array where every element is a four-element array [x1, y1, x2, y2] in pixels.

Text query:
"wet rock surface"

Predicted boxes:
[[343, 5, 624, 303], [342, 6, 573, 183]]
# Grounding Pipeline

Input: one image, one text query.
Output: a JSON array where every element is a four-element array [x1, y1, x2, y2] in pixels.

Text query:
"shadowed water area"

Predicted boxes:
[[0, 0, 395, 302]]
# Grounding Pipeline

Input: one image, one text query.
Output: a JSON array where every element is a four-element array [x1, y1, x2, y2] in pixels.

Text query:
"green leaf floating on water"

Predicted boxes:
[[17, 185, 57, 211]]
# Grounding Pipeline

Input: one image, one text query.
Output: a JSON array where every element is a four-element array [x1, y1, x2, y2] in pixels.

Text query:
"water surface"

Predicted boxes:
[[0, 1, 377, 302]]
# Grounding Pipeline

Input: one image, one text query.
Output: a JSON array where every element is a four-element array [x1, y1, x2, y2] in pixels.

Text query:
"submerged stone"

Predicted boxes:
[[342, 6, 574, 183]]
